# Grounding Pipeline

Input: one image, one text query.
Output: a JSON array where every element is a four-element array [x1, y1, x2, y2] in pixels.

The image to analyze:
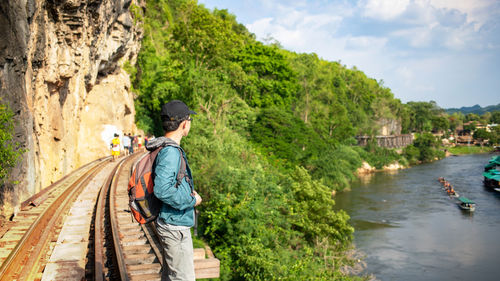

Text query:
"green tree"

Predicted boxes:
[[465, 113, 480, 122], [169, 1, 246, 69], [405, 101, 444, 133], [250, 108, 322, 167], [481, 112, 492, 124], [177, 67, 237, 136], [287, 166, 353, 244], [491, 111, 500, 124], [473, 128, 491, 144], [489, 126, 499, 145], [411, 133, 444, 162], [463, 122, 476, 132], [402, 145, 420, 165], [233, 42, 299, 108], [289, 53, 354, 143], [431, 115, 449, 132], [308, 145, 363, 190], [0, 102, 24, 185], [448, 112, 463, 132]]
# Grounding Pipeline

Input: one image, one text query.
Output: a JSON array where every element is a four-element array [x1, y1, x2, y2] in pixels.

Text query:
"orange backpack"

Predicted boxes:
[[127, 145, 188, 224]]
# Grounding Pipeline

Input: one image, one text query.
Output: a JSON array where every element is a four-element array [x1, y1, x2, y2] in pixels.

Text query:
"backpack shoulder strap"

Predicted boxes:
[[147, 147, 163, 184], [174, 147, 191, 189], [154, 141, 192, 190]]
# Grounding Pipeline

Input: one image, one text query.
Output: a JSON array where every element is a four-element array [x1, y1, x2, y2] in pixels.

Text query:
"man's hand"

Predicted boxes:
[[192, 190, 202, 206]]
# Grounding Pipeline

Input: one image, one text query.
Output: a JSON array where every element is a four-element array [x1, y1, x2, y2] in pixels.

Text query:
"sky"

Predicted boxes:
[[197, 0, 500, 109]]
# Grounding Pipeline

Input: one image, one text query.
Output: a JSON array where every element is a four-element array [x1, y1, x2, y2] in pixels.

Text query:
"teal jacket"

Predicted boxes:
[[147, 137, 196, 227]]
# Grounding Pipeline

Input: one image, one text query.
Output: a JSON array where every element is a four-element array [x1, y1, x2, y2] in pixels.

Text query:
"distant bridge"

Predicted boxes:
[[356, 134, 413, 148]]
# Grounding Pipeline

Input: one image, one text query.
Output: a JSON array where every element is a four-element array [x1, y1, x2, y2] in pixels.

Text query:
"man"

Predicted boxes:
[[146, 100, 202, 281], [128, 133, 135, 154], [110, 133, 120, 161], [122, 133, 131, 155]]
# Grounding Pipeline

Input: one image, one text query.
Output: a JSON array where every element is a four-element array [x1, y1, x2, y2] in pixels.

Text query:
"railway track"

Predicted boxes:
[[0, 157, 111, 280], [94, 152, 163, 280], [94, 152, 219, 280], [0, 151, 219, 280]]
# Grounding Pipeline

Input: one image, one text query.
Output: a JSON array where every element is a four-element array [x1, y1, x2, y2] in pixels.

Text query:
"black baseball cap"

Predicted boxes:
[[160, 100, 197, 121]]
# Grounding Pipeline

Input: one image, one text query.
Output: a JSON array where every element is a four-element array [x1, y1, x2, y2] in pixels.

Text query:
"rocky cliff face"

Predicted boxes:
[[0, 0, 144, 220], [377, 118, 402, 136]]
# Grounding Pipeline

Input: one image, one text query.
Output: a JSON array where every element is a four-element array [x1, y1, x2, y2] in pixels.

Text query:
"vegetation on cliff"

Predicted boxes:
[[128, 0, 498, 279], [0, 101, 24, 186], [128, 0, 401, 279]]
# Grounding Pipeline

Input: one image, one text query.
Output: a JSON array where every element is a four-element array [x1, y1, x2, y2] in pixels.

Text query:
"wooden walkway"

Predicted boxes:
[[356, 134, 413, 148]]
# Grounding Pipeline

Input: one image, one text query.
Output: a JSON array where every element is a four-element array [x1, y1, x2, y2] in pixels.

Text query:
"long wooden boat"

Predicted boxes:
[[483, 170, 500, 188], [457, 196, 476, 212], [483, 156, 500, 188], [484, 155, 500, 172]]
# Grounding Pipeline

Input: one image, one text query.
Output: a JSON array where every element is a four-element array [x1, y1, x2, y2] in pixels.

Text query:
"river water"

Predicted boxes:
[[334, 153, 500, 281]]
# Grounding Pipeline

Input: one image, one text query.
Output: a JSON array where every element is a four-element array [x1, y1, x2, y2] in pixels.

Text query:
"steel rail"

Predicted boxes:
[[0, 159, 108, 280], [94, 158, 123, 281], [109, 156, 132, 281], [20, 157, 110, 210], [95, 152, 146, 281]]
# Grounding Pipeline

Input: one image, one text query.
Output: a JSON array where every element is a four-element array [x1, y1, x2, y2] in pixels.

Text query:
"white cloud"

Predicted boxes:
[[395, 66, 413, 87], [387, 0, 493, 51], [423, 0, 495, 30], [246, 17, 306, 49], [441, 27, 468, 50], [360, 0, 410, 20], [345, 36, 388, 50], [246, 9, 343, 51], [391, 27, 434, 48], [301, 14, 340, 30]]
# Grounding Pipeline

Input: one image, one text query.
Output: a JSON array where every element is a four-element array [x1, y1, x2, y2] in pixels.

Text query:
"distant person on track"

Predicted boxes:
[[110, 133, 120, 161], [128, 133, 134, 154], [147, 100, 201, 281], [122, 133, 131, 156], [137, 135, 142, 149], [133, 135, 138, 151]]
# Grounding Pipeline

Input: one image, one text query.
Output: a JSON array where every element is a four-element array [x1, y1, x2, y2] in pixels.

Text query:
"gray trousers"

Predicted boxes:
[[155, 224, 195, 281]]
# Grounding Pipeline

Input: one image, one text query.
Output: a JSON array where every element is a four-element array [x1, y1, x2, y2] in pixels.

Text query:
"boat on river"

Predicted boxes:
[[457, 197, 476, 212], [484, 155, 500, 171], [484, 170, 500, 188], [483, 156, 500, 188], [439, 178, 459, 197]]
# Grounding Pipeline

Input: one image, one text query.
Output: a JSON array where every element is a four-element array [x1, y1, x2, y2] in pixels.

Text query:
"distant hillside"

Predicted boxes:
[[446, 103, 500, 115]]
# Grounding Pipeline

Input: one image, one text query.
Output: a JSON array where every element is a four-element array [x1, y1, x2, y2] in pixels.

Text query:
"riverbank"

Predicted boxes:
[[356, 146, 495, 175], [446, 145, 494, 155], [356, 161, 406, 175]]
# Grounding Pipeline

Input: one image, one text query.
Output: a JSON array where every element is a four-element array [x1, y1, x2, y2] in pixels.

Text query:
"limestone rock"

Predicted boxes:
[[0, 0, 145, 219], [356, 161, 376, 175]]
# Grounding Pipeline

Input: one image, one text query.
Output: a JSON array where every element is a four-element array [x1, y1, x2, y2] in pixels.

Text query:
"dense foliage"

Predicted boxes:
[[403, 133, 445, 165], [128, 0, 496, 279], [0, 101, 24, 186]]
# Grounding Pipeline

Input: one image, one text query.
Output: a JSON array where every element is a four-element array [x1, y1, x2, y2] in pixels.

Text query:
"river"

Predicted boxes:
[[334, 153, 500, 281]]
